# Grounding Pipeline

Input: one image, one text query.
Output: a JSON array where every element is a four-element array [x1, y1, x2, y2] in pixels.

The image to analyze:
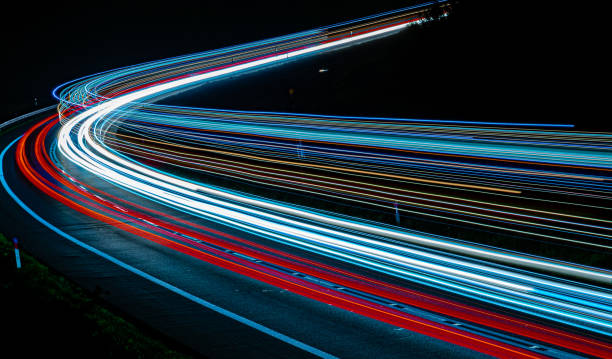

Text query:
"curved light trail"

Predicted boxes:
[[3, 2, 612, 358]]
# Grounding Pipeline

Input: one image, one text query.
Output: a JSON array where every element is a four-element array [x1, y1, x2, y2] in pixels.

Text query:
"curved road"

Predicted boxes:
[[2, 3, 611, 358]]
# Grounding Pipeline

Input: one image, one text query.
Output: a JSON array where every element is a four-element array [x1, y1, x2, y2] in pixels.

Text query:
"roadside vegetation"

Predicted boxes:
[[0, 233, 196, 358]]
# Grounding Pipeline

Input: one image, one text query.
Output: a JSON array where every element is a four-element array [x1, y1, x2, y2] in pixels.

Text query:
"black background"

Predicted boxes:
[[2, 1, 605, 129]]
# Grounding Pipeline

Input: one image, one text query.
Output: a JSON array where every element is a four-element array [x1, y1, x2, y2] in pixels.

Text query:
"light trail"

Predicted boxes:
[[4, 2, 612, 357], [14, 111, 612, 358]]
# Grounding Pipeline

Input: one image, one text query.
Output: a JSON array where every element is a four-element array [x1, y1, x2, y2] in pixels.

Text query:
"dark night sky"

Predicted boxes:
[[3, 1, 605, 129]]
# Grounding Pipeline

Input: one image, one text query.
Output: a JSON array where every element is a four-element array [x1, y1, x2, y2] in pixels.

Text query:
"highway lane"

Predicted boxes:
[[4, 109, 609, 358], [3, 2, 612, 358], [1, 109, 493, 359]]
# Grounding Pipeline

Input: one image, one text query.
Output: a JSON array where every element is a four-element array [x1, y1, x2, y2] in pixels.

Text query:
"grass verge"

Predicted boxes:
[[0, 233, 196, 358]]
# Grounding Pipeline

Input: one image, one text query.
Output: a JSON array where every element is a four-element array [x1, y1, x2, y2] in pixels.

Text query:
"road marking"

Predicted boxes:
[[1, 136, 337, 359]]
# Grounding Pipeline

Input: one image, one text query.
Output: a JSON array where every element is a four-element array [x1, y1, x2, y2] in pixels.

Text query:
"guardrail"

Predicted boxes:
[[0, 105, 56, 131]]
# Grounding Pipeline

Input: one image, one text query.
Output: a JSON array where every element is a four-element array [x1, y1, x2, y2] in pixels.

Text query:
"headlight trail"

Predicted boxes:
[[5, 2, 612, 358], [13, 114, 612, 358]]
